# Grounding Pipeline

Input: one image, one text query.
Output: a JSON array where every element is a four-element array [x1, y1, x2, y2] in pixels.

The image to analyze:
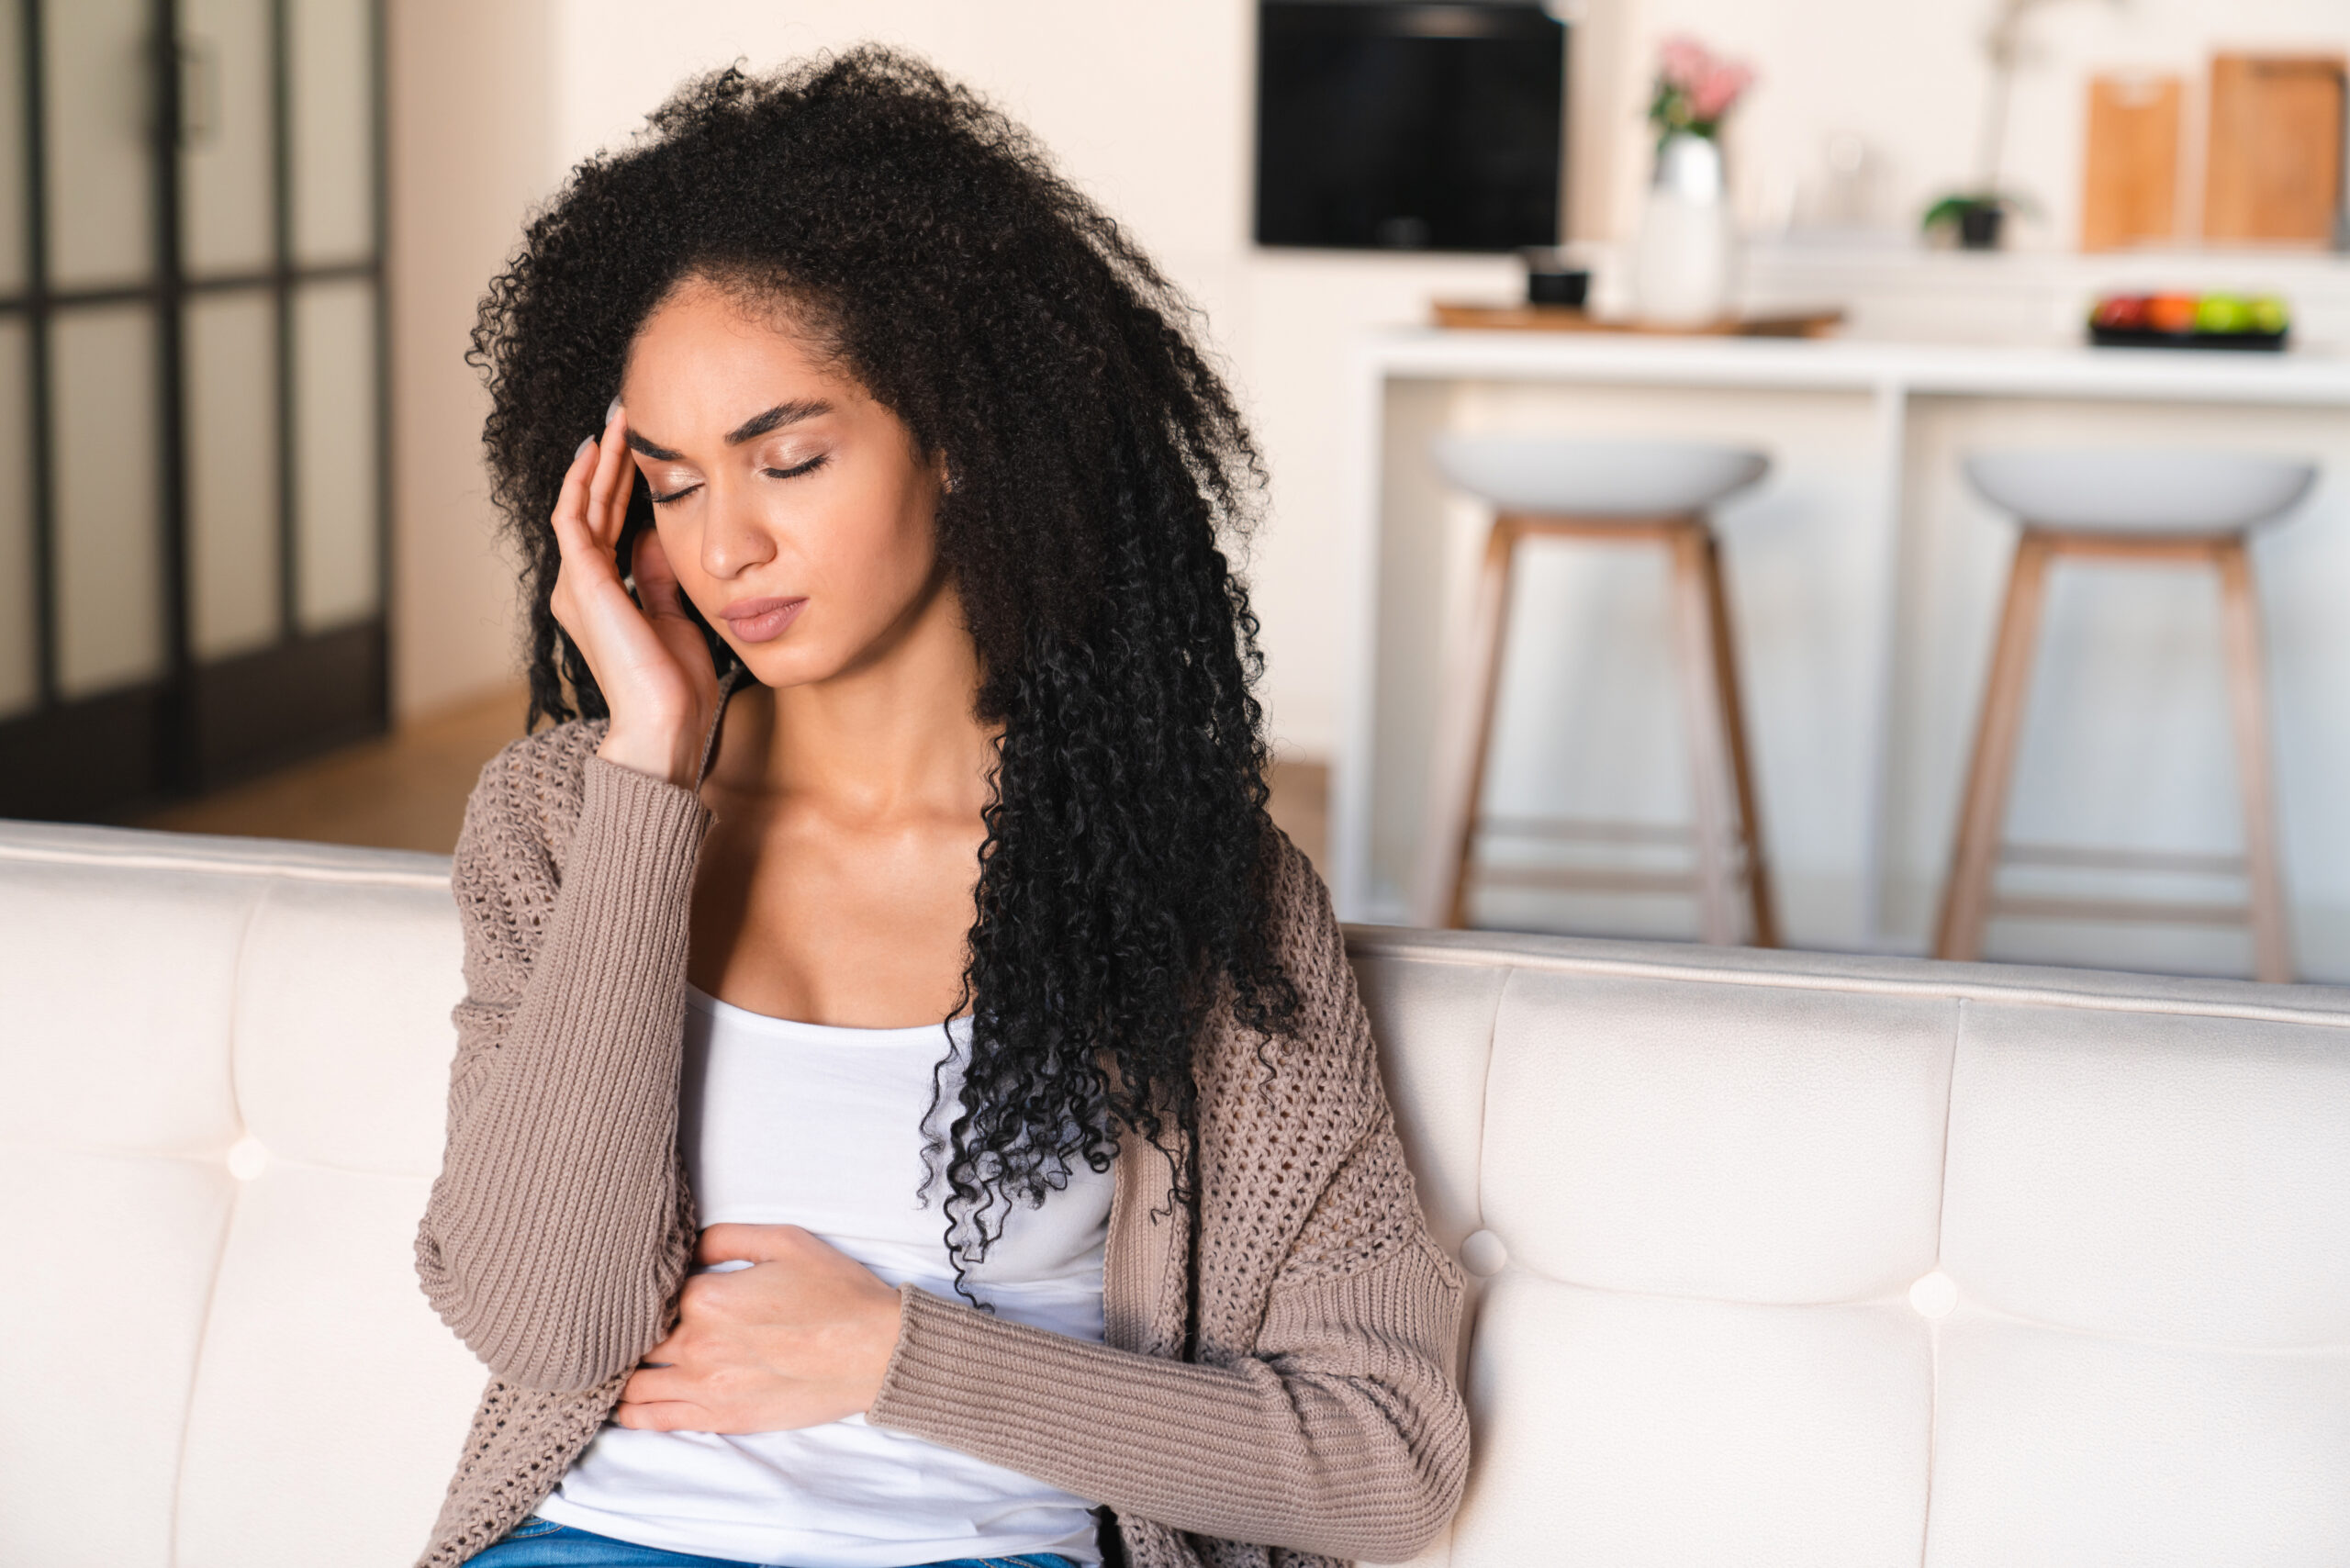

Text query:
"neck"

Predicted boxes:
[[712, 574, 996, 819]]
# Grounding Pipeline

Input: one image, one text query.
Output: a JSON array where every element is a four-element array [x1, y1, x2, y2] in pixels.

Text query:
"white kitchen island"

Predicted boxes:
[[1332, 330, 2350, 981]]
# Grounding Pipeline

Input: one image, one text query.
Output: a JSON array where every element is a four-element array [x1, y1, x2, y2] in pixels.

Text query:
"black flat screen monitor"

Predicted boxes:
[[1256, 1, 1566, 252]]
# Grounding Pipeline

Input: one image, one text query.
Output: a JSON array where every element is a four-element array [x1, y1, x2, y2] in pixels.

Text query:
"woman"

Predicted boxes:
[[413, 49, 1467, 1568]]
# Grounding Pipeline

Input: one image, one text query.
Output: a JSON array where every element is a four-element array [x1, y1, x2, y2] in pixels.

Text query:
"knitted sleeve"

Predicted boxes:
[[413, 742, 710, 1393], [867, 840, 1472, 1562]]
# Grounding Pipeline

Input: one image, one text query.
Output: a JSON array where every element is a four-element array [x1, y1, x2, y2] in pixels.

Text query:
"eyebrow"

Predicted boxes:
[[624, 399, 834, 464], [728, 399, 832, 444]]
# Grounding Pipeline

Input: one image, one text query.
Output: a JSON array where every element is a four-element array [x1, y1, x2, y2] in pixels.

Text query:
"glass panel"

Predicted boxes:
[[0, 0, 28, 296], [179, 0, 274, 276], [286, 0, 372, 265], [186, 288, 276, 658], [43, 0, 156, 290], [52, 304, 162, 698], [0, 315, 32, 716], [291, 277, 374, 631]]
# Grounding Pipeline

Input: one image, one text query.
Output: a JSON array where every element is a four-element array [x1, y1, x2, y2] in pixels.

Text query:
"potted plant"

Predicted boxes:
[[1923, 193, 2027, 251], [1921, 0, 2094, 251], [1633, 36, 1756, 326]]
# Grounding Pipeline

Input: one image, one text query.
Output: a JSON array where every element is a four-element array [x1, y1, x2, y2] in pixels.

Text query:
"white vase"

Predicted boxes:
[[1632, 133, 1737, 329]]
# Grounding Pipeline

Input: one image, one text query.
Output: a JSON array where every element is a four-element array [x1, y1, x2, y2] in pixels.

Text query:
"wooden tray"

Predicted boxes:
[[1432, 302, 1845, 338]]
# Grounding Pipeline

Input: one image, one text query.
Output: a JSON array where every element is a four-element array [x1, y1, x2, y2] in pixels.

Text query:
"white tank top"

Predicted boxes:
[[535, 986, 1113, 1566]]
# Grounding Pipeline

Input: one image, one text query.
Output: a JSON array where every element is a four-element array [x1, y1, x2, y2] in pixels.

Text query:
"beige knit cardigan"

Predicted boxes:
[[410, 719, 1469, 1568]]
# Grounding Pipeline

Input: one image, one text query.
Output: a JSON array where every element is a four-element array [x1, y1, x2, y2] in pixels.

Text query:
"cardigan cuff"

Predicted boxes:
[[867, 1283, 1263, 1467], [570, 756, 711, 901]]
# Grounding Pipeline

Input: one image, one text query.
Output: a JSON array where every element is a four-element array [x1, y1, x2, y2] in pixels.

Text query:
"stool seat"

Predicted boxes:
[[1436, 434, 1770, 519], [1964, 449, 2316, 534], [1421, 432, 1777, 945], [1937, 445, 2317, 980]]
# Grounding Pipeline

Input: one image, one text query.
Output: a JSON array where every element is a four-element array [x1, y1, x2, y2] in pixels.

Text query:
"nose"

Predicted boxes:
[[699, 477, 778, 581]]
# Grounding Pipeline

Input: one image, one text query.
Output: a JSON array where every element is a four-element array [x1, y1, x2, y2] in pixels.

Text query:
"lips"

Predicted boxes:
[[717, 596, 808, 644]]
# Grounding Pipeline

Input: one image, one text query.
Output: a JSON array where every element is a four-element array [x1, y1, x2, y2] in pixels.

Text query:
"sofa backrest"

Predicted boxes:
[[1348, 927, 2350, 1567], [4, 820, 2347, 1568], [1, 822, 486, 1568]]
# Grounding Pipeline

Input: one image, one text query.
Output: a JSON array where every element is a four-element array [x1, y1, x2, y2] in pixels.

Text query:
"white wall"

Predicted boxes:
[[1620, 0, 2350, 248], [545, 0, 1566, 757], [401, 0, 2346, 743]]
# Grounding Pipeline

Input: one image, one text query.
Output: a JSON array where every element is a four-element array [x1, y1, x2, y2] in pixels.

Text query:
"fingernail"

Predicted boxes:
[[606, 397, 623, 425], [576, 435, 598, 462]]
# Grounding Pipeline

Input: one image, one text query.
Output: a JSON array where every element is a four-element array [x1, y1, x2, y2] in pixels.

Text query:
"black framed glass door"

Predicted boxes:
[[0, 0, 386, 822]]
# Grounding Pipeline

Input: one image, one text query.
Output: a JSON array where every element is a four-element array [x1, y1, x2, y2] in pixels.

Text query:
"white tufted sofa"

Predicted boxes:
[[4, 818, 2347, 1567]]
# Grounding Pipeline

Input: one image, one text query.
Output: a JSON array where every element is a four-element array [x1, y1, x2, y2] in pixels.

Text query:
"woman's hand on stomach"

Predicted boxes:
[[613, 1223, 905, 1433], [550, 405, 722, 787]]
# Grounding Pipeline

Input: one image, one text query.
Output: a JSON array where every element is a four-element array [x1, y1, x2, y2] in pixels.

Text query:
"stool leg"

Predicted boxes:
[[1699, 529, 1779, 947], [2214, 538, 2293, 982], [1936, 530, 2054, 962], [1667, 521, 1739, 945], [1414, 517, 1520, 929]]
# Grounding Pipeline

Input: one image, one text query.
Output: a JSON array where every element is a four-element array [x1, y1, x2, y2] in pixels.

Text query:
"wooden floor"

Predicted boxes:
[[139, 686, 537, 854], [138, 684, 1331, 869]]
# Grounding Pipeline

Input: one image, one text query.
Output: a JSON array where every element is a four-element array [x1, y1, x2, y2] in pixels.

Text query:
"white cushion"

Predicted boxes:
[[1480, 969, 1954, 1302], [0, 823, 481, 1568], [0, 1148, 235, 1565], [1454, 1281, 1932, 1567], [233, 877, 470, 1178], [174, 1166, 496, 1568], [1942, 1002, 2350, 1346], [1928, 1316, 2350, 1566], [8, 825, 2350, 1568], [1350, 929, 2350, 1568]]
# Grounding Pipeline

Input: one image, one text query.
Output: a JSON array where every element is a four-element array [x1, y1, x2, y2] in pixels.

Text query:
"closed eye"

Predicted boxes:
[[648, 454, 824, 505]]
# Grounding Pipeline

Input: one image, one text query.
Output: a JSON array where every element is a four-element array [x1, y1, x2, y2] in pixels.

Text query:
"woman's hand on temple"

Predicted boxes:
[[612, 1224, 906, 1433], [548, 405, 722, 788]]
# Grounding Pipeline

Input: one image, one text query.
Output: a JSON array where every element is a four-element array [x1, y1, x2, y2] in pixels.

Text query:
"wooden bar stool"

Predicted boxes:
[[1416, 434, 1777, 946], [1937, 448, 2317, 982]]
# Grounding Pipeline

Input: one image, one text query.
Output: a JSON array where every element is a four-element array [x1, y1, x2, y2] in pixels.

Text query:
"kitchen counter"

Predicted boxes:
[[1363, 328, 2350, 400], [1334, 328, 2350, 979]]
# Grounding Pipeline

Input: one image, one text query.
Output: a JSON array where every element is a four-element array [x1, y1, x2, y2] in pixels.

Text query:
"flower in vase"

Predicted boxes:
[[1690, 61, 1755, 122], [1649, 35, 1755, 147]]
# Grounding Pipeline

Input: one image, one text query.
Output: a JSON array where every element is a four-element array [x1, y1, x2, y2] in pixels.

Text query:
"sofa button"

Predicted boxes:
[[1460, 1228, 1509, 1278], [1908, 1270, 1958, 1318], [225, 1136, 270, 1181]]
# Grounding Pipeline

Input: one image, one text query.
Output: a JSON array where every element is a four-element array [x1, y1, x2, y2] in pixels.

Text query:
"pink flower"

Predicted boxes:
[[1659, 35, 1713, 92], [1688, 61, 1753, 121]]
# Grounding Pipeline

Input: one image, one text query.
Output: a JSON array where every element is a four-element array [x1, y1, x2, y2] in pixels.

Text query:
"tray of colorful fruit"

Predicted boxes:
[[2087, 292, 2288, 351]]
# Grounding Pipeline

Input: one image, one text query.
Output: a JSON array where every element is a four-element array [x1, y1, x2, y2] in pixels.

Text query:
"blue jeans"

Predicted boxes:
[[464, 1514, 1080, 1568]]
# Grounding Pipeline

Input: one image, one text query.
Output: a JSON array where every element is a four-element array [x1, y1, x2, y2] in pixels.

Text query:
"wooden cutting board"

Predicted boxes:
[[2203, 53, 2345, 245], [2081, 73, 2181, 250]]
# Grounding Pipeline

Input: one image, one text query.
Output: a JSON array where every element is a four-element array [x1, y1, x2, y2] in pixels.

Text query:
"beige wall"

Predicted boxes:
[[385, 0, 554, 719]]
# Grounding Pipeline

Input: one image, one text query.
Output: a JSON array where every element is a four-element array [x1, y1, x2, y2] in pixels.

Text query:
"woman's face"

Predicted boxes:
[[618, 276, 948, 689]]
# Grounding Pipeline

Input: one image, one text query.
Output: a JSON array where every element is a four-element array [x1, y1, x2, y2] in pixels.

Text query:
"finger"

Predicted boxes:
[[621, 1363, 690, 1405], [549, 435, 600, 550], [583, 404, 632, 550], [611, 1399, 717, 1433], [632, 526, 687, 618], [696, 1222, 805, 1267]]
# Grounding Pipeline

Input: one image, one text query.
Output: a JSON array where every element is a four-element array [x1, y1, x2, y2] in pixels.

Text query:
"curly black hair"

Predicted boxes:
[[471, 47, 1296, 1277]]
